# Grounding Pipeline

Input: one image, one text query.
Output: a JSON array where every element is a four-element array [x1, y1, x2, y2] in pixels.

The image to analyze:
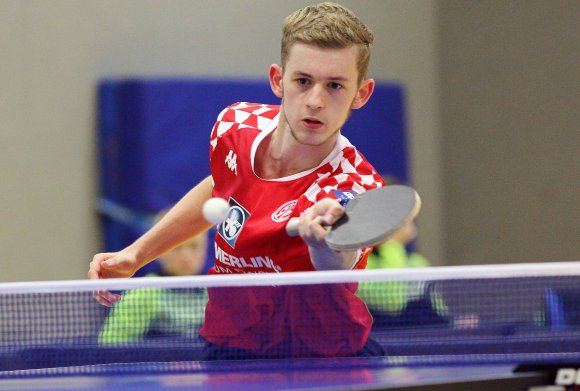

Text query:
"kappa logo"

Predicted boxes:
[[271, 200, 297, 222], [217, 198, 250, 248], [225, 150, 238, 175]]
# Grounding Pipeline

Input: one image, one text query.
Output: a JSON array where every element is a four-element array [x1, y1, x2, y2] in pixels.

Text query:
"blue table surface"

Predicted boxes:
[[0, 357, 550, 391]]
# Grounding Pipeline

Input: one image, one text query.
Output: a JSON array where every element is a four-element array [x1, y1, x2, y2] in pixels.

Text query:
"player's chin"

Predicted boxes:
[[293, 129, 336, 147]]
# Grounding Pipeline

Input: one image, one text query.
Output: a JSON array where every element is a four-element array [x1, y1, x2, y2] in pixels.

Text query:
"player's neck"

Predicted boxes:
[[255, 129, 334, 179]]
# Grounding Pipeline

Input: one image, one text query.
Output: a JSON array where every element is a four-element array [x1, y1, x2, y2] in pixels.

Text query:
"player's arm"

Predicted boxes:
[[297, 198, 358, 270], [123, 175, 214, 267], [88, 176, 214, 302]]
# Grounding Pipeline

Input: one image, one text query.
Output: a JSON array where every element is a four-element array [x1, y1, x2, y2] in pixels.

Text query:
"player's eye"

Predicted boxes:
[[328, 82, 342, 90], [296, 78, 310, 86]]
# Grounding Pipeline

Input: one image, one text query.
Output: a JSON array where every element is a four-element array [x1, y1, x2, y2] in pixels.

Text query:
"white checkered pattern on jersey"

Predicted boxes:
[[210, 102, 279, 151]]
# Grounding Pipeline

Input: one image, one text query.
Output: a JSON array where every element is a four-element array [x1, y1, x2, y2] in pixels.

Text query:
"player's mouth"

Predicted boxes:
[[302, 117, 324, 130]]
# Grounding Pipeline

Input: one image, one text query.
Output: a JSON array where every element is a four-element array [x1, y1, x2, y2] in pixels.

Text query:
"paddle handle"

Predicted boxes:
[[286, 218, 300, 237], [286, 216, 334, 237]]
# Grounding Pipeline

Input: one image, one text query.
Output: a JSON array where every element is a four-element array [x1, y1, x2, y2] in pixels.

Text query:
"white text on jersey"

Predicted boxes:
[[214, 243, 281, 273]]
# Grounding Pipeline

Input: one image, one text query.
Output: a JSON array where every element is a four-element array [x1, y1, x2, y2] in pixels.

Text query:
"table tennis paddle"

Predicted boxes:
[[286, 185, 421, 251]]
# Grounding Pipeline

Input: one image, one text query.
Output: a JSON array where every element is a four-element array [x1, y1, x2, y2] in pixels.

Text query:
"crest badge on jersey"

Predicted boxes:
[[271, 200, 297, 223], [332, 189, 358, 206], [217, 198, 250, 248]]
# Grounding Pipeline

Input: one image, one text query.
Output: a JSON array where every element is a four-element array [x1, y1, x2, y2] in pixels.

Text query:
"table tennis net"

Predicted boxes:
[[2, 262, 580, 377]]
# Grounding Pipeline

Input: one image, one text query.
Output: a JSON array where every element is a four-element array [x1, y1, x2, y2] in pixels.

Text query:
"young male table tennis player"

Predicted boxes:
[[89, 2, 385, 358]]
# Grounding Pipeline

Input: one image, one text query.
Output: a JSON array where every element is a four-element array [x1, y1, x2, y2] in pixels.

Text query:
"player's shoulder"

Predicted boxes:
[[211, 102, 280, 143], [309, 175, 383, 206], [325, 135, 384, 191], [298, 136, 383, 204], [216, 102, 280, 125]]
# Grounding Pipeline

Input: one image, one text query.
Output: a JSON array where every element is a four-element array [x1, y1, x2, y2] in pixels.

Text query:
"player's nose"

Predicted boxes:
[[306, 85, 325, 110]]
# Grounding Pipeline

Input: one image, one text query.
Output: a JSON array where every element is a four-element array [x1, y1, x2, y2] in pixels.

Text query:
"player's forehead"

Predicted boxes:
[[284, 42, 359, 81]]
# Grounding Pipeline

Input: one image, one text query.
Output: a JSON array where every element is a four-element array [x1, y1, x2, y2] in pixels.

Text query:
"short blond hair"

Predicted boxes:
[[281, 2, 374, 82]]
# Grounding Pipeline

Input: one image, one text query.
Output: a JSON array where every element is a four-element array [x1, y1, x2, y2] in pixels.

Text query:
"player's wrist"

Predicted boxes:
[[309, 245, 356, 270], [121, 244, 147, 270]]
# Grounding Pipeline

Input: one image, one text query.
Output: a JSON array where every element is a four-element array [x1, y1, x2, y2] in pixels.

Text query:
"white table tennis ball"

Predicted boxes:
[[202, 197, 229, 224]]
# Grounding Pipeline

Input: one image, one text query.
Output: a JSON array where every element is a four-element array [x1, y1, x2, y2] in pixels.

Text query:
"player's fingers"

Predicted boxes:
[[322, 207, 344, 225], [97, 253, 136, 279], [92, 290, 121, 307], [88, 252, 116, 279], [88, 252, 126, 306], [299, 212, 328, 244], [87, 266, 100, 280], [92, 291, 110, 307], [310, 198, 344, 225]]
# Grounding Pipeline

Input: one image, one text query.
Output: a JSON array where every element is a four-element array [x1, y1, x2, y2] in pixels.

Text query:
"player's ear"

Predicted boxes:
[[351, 78, 375, 110], [269, 64, 284, 99]]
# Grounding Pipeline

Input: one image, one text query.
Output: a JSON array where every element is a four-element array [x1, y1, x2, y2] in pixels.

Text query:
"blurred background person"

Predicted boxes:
[[357, 217, 450, 328], [99, 210, 209, 345], [357, 176, 478, 329]]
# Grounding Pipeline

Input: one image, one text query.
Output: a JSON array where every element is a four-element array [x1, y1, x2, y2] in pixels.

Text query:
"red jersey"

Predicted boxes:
[[199, 102, 384, 357]]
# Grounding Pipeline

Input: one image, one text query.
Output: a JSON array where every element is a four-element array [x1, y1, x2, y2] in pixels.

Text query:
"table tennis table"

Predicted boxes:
[[0, 356, 560, 391], [3, 266, 580, 390]]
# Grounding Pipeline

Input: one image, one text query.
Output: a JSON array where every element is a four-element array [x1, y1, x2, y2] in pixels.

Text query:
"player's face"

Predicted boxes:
[[270, 43, 374, 148]]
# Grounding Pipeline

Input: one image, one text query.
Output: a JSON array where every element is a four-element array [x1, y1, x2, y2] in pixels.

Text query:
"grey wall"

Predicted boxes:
[[438, 0, 579, 265]]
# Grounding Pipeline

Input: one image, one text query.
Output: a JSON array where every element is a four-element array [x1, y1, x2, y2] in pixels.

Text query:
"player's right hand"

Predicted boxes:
[[297, 198, 344, 248], [88, 252, 139, 306]]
